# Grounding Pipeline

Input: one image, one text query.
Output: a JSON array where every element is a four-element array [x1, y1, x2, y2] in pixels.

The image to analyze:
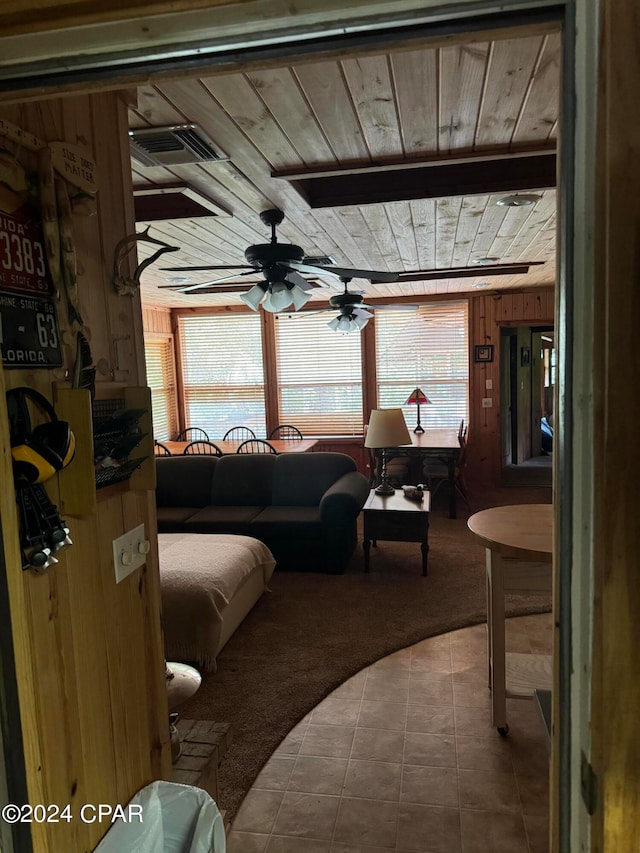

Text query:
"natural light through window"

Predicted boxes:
[[375, 302, 469, 429], [178, 314, 266, 438], [274, 313, 363, 436]]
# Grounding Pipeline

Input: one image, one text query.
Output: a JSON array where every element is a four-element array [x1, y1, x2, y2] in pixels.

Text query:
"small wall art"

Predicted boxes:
[[474, 344, 494, 363], [521, 346, 531, 367]]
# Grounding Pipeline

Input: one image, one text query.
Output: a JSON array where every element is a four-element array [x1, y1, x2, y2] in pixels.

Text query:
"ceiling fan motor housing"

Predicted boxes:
[[244, 242, 305, 282], [330, 291, 364, 309]]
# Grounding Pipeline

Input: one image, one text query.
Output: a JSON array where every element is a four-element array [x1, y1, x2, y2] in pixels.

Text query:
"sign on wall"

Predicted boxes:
[[0, 198, 62, 368]]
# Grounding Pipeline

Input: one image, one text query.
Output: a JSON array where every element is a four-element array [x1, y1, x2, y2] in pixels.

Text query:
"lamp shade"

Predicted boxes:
[[364, 408, 411, 448], [405, 387, 432, 405]]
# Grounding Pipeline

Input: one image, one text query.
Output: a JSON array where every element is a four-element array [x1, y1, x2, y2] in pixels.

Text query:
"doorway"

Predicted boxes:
[[500, 324, 554, 485]]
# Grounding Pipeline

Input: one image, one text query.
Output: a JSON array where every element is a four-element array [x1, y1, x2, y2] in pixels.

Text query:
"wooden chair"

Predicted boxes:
[[236, 439, 277, 454], [268, 424, 303, 440], [176, 427, 210, 441], [183, 440, 223, 456], [425, 431, 471, 511], [154, 441, 171, 456], [223, 426, 256, 442]]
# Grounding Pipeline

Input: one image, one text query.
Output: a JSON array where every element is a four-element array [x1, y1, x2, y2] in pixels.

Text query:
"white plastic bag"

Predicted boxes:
[[94, 781, 226, 853]]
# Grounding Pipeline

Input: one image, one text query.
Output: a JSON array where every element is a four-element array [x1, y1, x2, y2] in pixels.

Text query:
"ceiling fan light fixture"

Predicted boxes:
[[290, 283, 312, 310], [240, 283, 267, 311], [353, 314, 370, 330], [262, 283, 293, 313], [496, 194, 540, 207]]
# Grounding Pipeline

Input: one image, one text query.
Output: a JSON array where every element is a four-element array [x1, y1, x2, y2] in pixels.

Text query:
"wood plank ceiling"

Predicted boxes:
[[131, 27, 560, 309]]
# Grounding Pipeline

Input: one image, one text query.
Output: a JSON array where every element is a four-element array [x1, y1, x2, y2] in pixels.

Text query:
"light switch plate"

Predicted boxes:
[[482, 397, 493, 408], [485, 379, 493, 390], [112, 523, 148, 583]]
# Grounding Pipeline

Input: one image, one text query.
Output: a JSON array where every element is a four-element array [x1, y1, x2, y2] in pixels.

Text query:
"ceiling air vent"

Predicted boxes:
[[129, 124, 229, 168], [303, 255, 337, 266]]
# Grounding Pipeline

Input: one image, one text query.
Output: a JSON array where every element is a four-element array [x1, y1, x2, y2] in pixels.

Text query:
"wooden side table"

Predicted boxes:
[[362, 489, 431, 576]]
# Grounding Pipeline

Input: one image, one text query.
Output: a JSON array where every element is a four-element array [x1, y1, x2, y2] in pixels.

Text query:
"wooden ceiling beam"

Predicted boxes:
[[397, 263, 545, 282], [133, 184, 232, 221], [281, 152, 557, 208]]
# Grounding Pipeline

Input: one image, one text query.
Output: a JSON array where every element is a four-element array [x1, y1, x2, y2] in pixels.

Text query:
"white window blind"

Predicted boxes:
[[375, 302, 469, 428], [178, 314, 266, 438], [144, 335, 178, 441], [274, 313, 363, 436]]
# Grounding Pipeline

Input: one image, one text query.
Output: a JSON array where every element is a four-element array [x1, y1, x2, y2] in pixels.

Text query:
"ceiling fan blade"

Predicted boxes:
[[284, 260, 398, 283], [160, 264, 257, 272], [283, 270, 314, 291], [352, 307, 374, 318], [360, 302, 419, 310], [158, 270, 260, 291]]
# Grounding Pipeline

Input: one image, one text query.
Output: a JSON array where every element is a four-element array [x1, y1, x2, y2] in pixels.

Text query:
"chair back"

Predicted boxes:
[[183, 440, 223, 456], [154, 441, 171, 456], [268, 424, 303, 440], [176, 427, 210, 441], [223, 426, 256, 442], [236, 439, 278, 454]]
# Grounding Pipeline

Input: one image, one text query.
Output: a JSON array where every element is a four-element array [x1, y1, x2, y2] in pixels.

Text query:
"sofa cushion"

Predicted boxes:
[[157, 506, 199, 530], [156, 456, 218, 507], [250, 505, 323, 538], [185, 505, 265, 534], [271, 452, 356, 506], [210, 454, 277, 506]]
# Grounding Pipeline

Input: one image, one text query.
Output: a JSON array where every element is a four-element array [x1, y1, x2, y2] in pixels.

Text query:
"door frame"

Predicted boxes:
[[0, 2, 602, 851]]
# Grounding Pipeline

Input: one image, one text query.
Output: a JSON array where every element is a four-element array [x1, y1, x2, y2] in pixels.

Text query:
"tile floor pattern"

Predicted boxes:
[[227, 613, 552, 853]]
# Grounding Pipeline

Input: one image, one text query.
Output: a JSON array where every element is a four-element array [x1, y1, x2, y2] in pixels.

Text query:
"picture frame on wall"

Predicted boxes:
[[521, 346, 531, 367], [474, 344, 494, 363]]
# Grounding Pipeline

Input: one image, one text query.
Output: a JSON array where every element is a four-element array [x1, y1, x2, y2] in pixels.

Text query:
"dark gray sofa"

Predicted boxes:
[[155, 452, 370, 573]]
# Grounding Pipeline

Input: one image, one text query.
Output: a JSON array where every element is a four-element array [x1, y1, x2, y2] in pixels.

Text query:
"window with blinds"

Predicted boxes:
[[375, 302, 469, 428], [274, 313, 363, 436], [178, 314, 266, 438], [144, 335, 178, 441]]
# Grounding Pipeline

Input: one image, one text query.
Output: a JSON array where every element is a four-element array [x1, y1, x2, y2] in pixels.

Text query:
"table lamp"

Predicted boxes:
[[364, 408, 412, 495], [404, 387, 432, 434]]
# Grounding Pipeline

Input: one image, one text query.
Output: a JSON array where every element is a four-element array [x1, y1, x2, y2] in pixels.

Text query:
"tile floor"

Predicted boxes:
[[227, 613, 552, 853]]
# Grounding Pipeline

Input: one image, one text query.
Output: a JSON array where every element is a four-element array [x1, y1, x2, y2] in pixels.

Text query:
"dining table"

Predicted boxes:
[[161, 438, 319, 455], [387, 429, 461, 518]]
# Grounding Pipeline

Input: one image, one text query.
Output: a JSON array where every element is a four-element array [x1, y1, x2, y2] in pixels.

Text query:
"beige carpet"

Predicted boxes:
[[179, 485, 552, 820]]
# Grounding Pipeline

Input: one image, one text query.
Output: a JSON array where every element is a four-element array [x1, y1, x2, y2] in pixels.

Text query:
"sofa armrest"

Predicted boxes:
[[319, 472, 370, 525]]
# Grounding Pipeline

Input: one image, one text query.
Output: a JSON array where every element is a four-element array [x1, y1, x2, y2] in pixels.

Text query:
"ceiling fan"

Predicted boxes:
[[158, 208, 398, 313], [295, 277, 416, 333]]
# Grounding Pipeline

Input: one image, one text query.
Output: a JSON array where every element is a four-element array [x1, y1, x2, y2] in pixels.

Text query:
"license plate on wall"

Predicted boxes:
[[0, 291, 63, 368]]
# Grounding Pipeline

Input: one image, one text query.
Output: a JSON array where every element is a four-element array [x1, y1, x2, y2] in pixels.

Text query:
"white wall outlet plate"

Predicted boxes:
[[482, 397, 493, 408], [112, 523, 149, 583]]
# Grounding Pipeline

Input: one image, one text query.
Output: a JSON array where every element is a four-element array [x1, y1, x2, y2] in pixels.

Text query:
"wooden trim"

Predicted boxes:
[[261, 311, 279, 434], [171, 310, 187, 437], [591, 1, 640, 849], [361, 319, 377, 421]]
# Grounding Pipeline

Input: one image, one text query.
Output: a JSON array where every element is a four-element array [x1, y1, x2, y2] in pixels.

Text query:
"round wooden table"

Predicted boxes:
[[467, 504, 553, 734]]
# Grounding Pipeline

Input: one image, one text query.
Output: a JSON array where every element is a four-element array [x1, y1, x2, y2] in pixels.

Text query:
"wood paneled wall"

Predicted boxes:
[[467, 287, 554, 486], [0, 94, 170, 852], [142, 306, 172, 335]]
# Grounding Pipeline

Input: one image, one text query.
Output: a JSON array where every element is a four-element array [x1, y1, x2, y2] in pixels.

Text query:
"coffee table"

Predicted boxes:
[[467, 503, 553, 735], [362, 489, 431, 576]]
